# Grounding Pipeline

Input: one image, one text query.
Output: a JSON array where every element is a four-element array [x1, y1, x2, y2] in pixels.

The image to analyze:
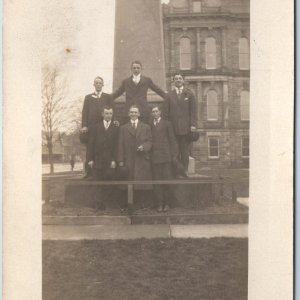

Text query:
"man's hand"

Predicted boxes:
[[137, 145, 144, 152], [81, 127, 88, 133], [113, 120, 120, 127], [110, 161, 116, 168], [119, 162, 124, 167], [190, 126, 196, 132], [88, 161, 94, 168]]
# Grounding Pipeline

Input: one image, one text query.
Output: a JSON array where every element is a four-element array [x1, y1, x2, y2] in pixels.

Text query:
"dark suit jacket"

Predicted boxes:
[[150, 119, 178, 164], [164, 88, 197, 136], [82, 92, 114, 129], [112, 75, 166, 118], [87, 121, 119, 170]]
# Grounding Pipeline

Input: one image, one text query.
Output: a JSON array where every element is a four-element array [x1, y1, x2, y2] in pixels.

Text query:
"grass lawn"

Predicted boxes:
[[43, 238, 248, 300]]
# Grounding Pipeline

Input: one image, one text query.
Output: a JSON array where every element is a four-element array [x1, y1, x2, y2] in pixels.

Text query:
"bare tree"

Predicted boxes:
[[42, 65, 69, 174]]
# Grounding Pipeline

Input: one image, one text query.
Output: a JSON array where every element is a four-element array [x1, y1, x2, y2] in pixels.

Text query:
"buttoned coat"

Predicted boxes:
[[87, 121, 119, 170], [112, 75, 166, 118], [118, 121, 152, 189], [150, 119, 178, 164], [82, 92, 114, 129], [164, 88, 197, 136]]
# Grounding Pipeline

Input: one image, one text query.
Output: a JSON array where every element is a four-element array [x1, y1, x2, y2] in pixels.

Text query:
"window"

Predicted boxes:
[[239, 38, 249, 70], [205, 37, 217, 69], [207, 90, 218, 120], [242, 137, 249, 157], [240, 90, 249, 120], [180, 37, 191, 70], [208, 138, 219, 158], [192, 1, 202, 12]]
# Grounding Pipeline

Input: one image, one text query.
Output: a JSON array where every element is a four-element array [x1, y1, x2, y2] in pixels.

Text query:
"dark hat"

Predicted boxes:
[[79, 132, 89, 144], [116, 165, 129, 180], [187, 131, 200, 142]]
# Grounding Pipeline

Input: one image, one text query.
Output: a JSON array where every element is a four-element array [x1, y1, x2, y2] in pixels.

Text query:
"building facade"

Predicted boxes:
[[162, 0, 250, 170]]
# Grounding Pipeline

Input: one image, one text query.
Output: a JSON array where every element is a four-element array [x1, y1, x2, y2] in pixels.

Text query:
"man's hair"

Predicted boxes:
[[172, 72, 184, 80], [151, 104, 162, 112], [129, 105, 140, 112], [131, 60, 142, 68], [94, 76, 104, 83], [102, 105, 113, 112]]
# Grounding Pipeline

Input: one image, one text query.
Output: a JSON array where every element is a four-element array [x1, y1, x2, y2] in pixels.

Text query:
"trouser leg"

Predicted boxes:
[[177, 135, 190, 172]]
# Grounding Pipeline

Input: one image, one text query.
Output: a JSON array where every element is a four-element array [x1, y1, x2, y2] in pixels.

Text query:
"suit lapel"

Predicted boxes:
[[127, 122, 136, 136]]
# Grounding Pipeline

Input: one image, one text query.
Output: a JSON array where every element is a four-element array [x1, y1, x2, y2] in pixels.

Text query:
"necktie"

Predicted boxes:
[[132, 122, 136, 129], [177, 89, 182, 96], [105, 122, 109, 129], [154, 120, 158, 126]]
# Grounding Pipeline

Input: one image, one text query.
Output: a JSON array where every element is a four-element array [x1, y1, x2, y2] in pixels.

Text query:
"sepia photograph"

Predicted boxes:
[[3, 0, 294, 299], [41, 1, 250, 299]]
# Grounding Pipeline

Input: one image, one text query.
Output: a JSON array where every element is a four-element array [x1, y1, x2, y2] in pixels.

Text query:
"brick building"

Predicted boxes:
[[162, 0, 250, 170]]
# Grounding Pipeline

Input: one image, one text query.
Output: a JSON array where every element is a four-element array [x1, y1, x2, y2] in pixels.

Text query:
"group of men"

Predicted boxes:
[[81, 61, 197, 211]]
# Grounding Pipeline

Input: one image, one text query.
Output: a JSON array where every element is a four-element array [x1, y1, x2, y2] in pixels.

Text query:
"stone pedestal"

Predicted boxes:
[[113, 0, 166, 116]]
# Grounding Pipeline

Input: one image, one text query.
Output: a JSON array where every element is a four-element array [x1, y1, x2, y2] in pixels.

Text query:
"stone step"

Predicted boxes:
[[43, 212, 248, 226]]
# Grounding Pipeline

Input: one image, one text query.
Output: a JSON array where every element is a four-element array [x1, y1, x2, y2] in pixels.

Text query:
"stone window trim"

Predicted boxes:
[[206, 89, 219, 121], [240, 90, 250, 121], [179, 36, 192, 70], [208, 137, 220, 159], [239, 37, 250, 70], [241, 137, 250, 158], [205, 36, 217, 70]]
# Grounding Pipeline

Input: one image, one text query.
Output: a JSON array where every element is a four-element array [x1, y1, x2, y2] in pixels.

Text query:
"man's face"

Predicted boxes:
[[128, 107, 140, 121], [102, 109, 113, 122], [174, 75, 184, 88], [151, 107, 161, 120], [131, 63, 142, 76], [94, 78, 103, 92]]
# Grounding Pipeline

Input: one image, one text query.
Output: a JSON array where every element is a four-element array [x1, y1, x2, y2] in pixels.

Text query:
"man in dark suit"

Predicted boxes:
[[81, 76, 115, 178], [87, 106, 119, 209], [164, 73, 197, 174], [151, 105, 178, 212], [118, 105, 152, 208], [112, 60, 167, 124]]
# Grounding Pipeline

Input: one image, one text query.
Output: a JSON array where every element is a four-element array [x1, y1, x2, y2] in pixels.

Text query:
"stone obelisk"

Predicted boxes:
[[113, 0, 166, 106]]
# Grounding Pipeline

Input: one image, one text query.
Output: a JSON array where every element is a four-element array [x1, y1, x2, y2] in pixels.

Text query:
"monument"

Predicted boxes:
[[113, 0, 166, 112]]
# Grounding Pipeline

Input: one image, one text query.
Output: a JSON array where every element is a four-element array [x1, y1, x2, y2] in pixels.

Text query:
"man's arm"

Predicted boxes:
[[117, 126, 125, 165], [140, 125, 152, 152], [189, 91, 197, 129], [111, 80, 126, 100], [148, 78, 167, 99], [87, 126, 96, 162], [81, 96, 89, 130]]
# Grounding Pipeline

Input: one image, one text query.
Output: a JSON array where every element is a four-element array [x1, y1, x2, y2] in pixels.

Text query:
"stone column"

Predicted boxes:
[[170, 30, 176, 73], [221, 27, 227, 69], [113, 0, 166, 91], [223, 81, 229, 128], [197, 81, 203, 128], [196, 28, 201, 69]]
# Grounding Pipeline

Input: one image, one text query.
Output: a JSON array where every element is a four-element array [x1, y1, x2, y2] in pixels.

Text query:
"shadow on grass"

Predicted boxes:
[[43, 238, 248, 300]]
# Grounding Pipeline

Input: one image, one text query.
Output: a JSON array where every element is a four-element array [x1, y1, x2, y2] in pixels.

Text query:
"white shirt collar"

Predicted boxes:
[[95, 90, 102, 97], [176, 86, 183, 92], [154, 117, 161, 124], [132, 74, 141, 82], [131, 119, 138, 125], [103, 119, 111, 125]]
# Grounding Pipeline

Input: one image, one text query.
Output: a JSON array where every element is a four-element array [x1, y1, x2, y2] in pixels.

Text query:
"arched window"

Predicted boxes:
[[240, 90, 249, 120], [205, 37, 217, 69], [180, 37, 191, 70], [239, 38, 249, 70], [207, 90, 218, 120]]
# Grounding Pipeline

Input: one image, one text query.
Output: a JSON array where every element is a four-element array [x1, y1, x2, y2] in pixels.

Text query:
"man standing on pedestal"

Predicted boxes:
[[164, 73, 197, 175], [81, 77, 115, 178], [112, 61, 167, 124], [151, 105, 178, 212]]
